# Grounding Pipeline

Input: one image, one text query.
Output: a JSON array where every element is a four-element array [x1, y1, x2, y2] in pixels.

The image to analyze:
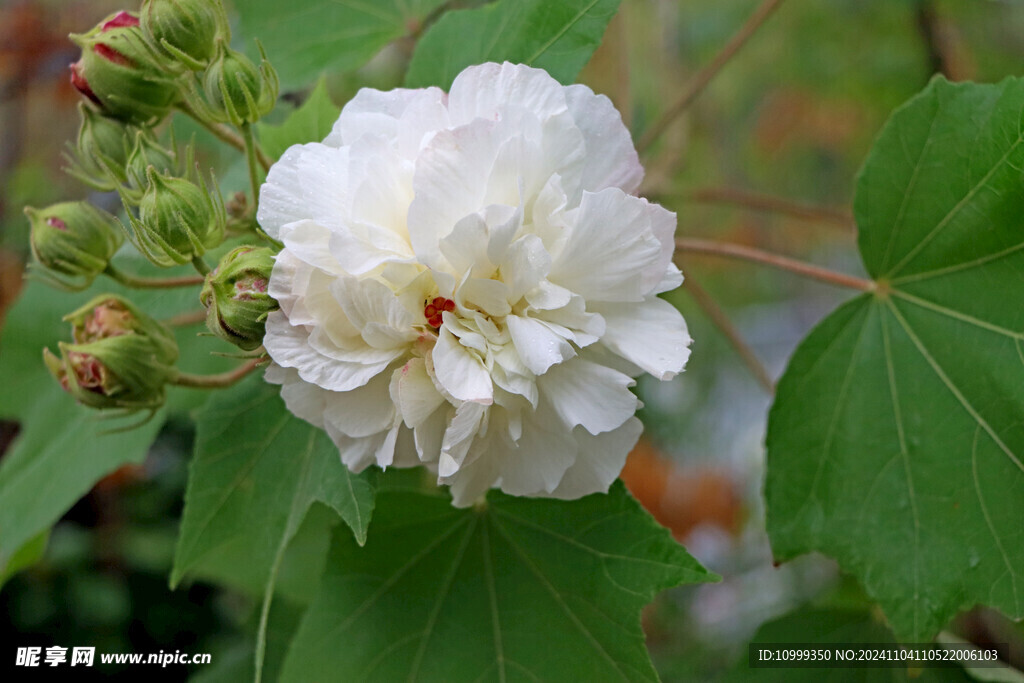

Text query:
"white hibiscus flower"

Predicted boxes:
[[259, 62, 690, 506]]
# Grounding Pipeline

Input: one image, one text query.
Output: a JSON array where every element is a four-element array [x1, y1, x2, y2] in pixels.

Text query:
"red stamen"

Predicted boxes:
[[424, 297, 455, 328]]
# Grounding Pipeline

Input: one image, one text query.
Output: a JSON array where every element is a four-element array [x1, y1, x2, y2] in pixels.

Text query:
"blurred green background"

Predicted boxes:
[[2, 0, 1023, 680]]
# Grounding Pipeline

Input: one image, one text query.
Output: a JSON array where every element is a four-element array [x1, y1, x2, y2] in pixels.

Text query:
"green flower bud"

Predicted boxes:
[[141, 0, 230, 70], [44, 295, 178, 411], [124, 166, 225, 266], [200, 246, 278, 350], [123, 130, 178, 197], [25, 201, 124, 290], [65, 103, 138, 191], [69, 11, 179, 125], [201, 41, 278, 126]]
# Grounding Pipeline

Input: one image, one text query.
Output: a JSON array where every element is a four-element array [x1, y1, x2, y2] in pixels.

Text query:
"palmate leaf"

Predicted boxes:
[[766, 77, 1024, 640], [405, 0, 621, 89], [278, 481, 713, 682], [172, 375, 375, 592], [233, 0, 449, 89]]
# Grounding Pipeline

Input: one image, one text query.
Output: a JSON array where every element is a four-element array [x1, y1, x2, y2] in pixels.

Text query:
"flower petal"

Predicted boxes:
[[506, 314, 574, 375], [258, 143, 349, 239], [537, 358, 637, 435], [592, 297, 692, 380], [432, 327, 493, 404], [547, 418, 643, 500], [390, 358, 446, 428]]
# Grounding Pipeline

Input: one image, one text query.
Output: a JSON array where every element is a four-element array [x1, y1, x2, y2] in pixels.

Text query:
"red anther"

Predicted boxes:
[[46, 216, 68, 231], [424, 297, 455, 328], [101, 11, 140, 31]]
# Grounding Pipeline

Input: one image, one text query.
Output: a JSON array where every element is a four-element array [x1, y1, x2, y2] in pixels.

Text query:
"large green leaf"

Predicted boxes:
[[405, 0, 621, 89], [233, 0, 449, 89], [766, 77, 1024, 640], [278, 481, 713, 682], [172, 374, 375, 591], [257, 79, 341, 161]]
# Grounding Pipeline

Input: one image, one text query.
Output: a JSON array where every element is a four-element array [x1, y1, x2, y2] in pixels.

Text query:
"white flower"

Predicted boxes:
[[259, 62, 691, 506]]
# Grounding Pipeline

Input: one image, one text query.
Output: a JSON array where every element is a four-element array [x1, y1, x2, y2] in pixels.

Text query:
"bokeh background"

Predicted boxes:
[[2, 0, 1023, 680]]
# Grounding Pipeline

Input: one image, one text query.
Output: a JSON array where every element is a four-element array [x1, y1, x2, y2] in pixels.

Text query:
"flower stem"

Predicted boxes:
[[637, 0, 786, 154], [163, 310, 206, 327], [241, 122, 264, 210], [675, 237, 875, 291], [104, 263, 205, 289], [681, 272, 774, 394], [191, 256, 211, 276], [172, 358, 262, 389], [177, 102, 272, 171], [686, 186, 855, 231]]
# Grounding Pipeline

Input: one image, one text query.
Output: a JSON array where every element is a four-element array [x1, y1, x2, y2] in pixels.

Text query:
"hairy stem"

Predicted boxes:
[[191, 256, 211, 277], [172, 358, 262, 389], [241, 122, 265, 210], [177, 102, 272, 171], [105, 264, 205, 289], [637, 0, 786, 154], [675, 237, 875, 291], [681, 271, 774, 393], [686, 186, 855, 230], [163, 310, 207, 327]]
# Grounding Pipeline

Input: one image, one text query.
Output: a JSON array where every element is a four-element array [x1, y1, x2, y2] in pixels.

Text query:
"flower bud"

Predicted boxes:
[[69, 11, 179, 125], [201, 41, 278, 126], [124, 166, 225, 266], [44, 295, 178, 411], [65, 103, 137, 190], [25, 201, 124, 289], [123, 130, 177, 197], [141, 0, 229, 70], [200, 246, 278, 350]]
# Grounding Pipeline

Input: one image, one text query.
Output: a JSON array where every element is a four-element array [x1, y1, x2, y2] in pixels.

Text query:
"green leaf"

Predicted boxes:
[[257, 79, 341, 161], [172, 374, 375, 591], [278, 481, 713, 682], [729, 607, 972, 682], [766, 77, 1024, 640], [0, 529, 48, 589], [405, 0, 621, 89], [233, 0, 449, 89]]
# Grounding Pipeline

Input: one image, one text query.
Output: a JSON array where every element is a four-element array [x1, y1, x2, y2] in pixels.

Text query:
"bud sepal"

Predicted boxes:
[[141, 0, 230, 70], [45, 295, 179, 412], [120, 165, 226, 267], [187, 40, 278, 128], [200, 246, 278, 350], [25, 201, 124, 290], [69, 11, 180, 125]]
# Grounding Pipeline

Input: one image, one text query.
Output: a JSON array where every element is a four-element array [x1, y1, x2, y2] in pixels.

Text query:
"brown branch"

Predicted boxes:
[[686, 186, 855, 231], [913, 0, 953, 79], [681, 271, 774, 394], [172, 358, 263, 389], [163, 310, 207, 327], [637, 0, 787, 154], [675, 237, 875, 291]]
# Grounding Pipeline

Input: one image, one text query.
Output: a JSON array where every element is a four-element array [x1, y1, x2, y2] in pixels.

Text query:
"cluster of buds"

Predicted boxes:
[[200, 246, 279, 350], [43, 295, 179, 412], [31, 0, 284, 415]]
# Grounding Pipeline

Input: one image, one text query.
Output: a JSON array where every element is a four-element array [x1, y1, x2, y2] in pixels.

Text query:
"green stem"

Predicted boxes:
[[637, 0, 786, 154], [241, 122, 264, 210], [104, 264, 205, 289], [675, 237, 876, 291], [191, 256, 211, 276], [177, 102, 272, 171], [172, 358, 262, 389]]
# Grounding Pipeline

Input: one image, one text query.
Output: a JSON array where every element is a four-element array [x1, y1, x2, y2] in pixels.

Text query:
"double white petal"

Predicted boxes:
[[260, 62, 691, 505]]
